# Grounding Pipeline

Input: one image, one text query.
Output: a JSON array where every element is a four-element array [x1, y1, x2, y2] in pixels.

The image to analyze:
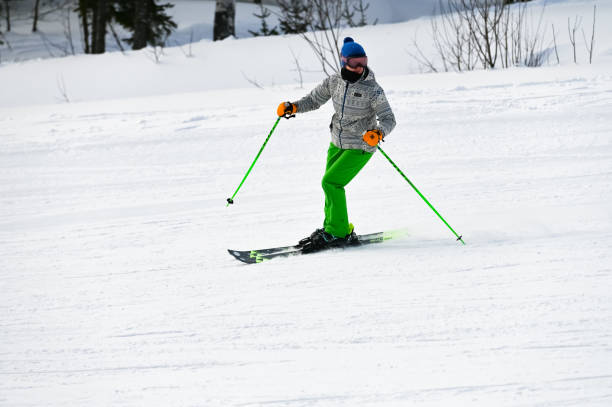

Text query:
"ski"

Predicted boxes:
[[237, 231, 390, 256], [228, 229, 408, 264]]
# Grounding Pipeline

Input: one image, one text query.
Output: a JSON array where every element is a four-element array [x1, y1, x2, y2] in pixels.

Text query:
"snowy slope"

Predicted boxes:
[[1, 0, 612, 406], [2, 63, 612, 407], [1, 0, 609, 107]]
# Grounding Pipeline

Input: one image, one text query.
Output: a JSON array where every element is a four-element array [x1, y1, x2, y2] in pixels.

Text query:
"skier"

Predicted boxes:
[[277, 37, 396, 252]]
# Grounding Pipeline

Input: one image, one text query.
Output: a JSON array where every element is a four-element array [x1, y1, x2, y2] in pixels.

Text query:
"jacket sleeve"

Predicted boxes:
[[293, 76, 332, 113], [372, 87, 396, 138]]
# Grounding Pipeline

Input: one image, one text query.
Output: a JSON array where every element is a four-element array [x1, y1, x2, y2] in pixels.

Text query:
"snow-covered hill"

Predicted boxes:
[[1, 0, 611, 406], [0, 0, 439, 65], [1, 0, 610, 107]]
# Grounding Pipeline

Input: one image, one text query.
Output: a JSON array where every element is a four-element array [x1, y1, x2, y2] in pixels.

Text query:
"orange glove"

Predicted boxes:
[[363, 129, 383, 146], [277, 102, 297, 118]]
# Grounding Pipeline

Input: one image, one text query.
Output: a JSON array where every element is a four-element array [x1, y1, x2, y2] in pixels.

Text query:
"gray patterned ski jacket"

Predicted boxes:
[[293, 68, 396, 153]]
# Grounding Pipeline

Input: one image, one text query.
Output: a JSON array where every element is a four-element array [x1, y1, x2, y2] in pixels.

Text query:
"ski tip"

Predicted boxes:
[[227, 249, 241, 258], [228, 249, 258, 264]]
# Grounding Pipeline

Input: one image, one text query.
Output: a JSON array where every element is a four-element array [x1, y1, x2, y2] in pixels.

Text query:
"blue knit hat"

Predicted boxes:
[[341, 37, 366, 66]]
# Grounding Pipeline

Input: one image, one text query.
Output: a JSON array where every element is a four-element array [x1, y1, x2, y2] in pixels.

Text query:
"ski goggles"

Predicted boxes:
[[342, 55, 368, 68]]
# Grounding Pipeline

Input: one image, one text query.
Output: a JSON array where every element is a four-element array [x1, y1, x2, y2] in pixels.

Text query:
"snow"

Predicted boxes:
[[0, 0, 272, 63], [1, 0, 609, 107], [0, 0, 439, 64], [1, 0, 612, 406]]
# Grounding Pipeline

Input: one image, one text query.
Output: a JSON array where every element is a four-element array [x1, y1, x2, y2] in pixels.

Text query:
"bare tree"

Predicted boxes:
[[289, 47, 304, 87], [457, 0, 510, 69], [108, 20, 124, 53], [39, 10, 77, 58], [423, 0, 478, 72], [410, 0, 550, 72], [175, 29, 195, 57], [241, 70, 264, 88], [57, 73, 70, 102], [408, 32, 439, 73], [567, 16, 581, 64], [33, 1, 80, 38], [306, 0, 345, 75], [276, 0, 375, 76], [520, 1, 548, 67], [62, 5, 76, 55], [551, 23, 559, 64], [582, 5, 596, 64], [146, 44, 164, 63]]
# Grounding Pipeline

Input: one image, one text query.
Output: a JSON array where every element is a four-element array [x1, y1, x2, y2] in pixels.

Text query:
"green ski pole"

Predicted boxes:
[[226, 116, 282, 206], [377, 145, 465, 245]]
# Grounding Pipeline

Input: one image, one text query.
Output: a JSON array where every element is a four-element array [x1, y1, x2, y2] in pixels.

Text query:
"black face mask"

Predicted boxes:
[[341, 67, 367, 83]]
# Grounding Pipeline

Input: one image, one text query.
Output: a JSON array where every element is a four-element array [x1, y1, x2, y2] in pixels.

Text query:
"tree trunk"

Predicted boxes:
[[214, 0, 235, 41], [91, 0, 106, 54], [132, 0, 149, 50], [32, 0, 41, 32], [80, 0, 91, 54], [4, 0, 11, 32]]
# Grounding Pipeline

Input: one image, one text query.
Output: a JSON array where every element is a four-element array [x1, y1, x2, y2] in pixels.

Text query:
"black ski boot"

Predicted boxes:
[[301, 228, 345, 253], [298, 228, 324, 247]]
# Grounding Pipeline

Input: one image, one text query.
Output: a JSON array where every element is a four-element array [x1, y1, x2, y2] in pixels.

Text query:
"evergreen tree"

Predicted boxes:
[[91, 0, 107, 54], [277, 0, 311, 34], [77, 0, 176, 53], [113, 0, 176, 50], [249, 0, 279, 37], [344, 0, 374, 28]]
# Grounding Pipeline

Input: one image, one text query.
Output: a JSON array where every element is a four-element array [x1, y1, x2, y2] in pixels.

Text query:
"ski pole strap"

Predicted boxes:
[[226, 116, 282, 206], [377, 146, 465, 245]]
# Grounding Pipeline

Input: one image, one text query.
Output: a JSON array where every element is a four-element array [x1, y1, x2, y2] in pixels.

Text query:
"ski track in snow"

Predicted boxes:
[[1, 67, 612, 406]]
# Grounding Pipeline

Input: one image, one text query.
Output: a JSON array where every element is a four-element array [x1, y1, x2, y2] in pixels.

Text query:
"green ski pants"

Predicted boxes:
[[322, 143, 373, 237]]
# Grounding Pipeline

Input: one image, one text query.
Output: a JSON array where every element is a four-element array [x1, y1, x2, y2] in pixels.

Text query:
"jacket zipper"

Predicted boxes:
[[338, 81, 350, 149]]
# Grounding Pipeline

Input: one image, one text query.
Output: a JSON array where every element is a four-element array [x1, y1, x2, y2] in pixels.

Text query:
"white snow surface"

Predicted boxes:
[[1, 0, 612, 406], [1, 0, 610, 107]]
